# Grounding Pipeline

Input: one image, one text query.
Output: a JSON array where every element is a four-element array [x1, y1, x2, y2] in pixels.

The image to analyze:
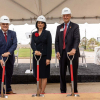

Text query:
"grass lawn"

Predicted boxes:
[[15, 48, 55, 58], [84, 49, 94, 52]]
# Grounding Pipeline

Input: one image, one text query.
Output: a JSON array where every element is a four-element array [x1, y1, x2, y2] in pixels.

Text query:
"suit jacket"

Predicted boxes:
[[0, 30, 17, 63], [55, 21, 80, 58], [31, 29, 52, 60]]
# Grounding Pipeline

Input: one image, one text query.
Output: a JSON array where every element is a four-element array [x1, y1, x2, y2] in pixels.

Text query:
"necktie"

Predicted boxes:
[[4, 33, 7, 42], [63, 24, 67, 49]]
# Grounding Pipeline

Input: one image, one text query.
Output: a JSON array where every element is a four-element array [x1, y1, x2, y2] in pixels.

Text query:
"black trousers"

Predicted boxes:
[[0, 57, 14, 93], [59, 49, 78, 93]]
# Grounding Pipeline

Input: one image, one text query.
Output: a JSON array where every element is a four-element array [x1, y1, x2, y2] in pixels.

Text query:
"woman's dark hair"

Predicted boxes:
[[36, 21, 46, 30]]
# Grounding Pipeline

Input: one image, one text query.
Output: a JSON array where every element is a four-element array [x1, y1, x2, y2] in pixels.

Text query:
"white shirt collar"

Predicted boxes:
[[2, 30, 8, 36], [64, 21, 70, 28]]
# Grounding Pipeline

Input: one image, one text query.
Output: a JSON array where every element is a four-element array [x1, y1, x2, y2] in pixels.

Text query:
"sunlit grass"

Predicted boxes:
[[15, 48, 55, 58]]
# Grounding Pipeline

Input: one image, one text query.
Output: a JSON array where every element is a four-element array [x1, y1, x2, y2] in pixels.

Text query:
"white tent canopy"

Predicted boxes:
[[0, 0, 100, 24]]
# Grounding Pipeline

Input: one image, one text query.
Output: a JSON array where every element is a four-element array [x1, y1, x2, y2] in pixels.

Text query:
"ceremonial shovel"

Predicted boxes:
[[0, 56, 9, 98], [32, 54, 44, 97], [67, 52, 79, 97]]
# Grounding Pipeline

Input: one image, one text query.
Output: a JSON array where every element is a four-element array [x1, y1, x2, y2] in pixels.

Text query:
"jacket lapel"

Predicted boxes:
[[0, 30, 6, 44], [35, 30, 45, 43], [39, 29, 45, 38], [59, 23, 64, 42], [7, 30, 11, 45], [34, 31, 39, 42]]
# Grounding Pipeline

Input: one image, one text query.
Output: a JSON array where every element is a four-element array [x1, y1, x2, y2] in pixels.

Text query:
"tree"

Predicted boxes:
[[87, 38, 99, 50], [80, 37, 88, 49], [88, 38, 98, 45]]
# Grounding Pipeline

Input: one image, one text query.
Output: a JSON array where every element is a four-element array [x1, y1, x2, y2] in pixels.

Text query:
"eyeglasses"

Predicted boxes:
[[63, 14, 71, 18], [1, 23, 9, 26]]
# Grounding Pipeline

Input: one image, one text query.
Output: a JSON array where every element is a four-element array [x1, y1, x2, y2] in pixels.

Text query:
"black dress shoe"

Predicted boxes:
[[74, 90, 78, 93], [61, 91, 66, 93]]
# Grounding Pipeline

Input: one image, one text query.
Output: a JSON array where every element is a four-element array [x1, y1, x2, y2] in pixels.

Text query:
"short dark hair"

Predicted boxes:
[[36, 21, 46, 30]]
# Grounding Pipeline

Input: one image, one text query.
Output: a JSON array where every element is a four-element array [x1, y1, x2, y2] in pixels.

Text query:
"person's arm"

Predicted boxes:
[[46, 31, 52, 66], [0, 54, 4, 68], [0, 55, 2, 60], [69, 25, 80, 56], [30, 33, 37, 52], [46, 31, 52, 60], [55, 26, 61, 60], [8, 32, 17, 55], [0, 60, 4, 68], [73, 25, 80, 50], [30, 33, 41, 55], [55, 26, 59, 53]]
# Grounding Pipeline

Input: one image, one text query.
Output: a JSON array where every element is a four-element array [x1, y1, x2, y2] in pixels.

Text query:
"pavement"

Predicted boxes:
[[11, 82, 100, 94]]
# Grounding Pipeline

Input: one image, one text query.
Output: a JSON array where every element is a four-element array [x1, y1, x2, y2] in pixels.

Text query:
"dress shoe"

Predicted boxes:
[[6, 91, 16, 94], [61, 91, 66, 93], [74, 90, 78, 93]]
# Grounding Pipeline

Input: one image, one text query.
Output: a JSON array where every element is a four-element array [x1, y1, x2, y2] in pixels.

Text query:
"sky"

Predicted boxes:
[[1, 23, 100, 44]]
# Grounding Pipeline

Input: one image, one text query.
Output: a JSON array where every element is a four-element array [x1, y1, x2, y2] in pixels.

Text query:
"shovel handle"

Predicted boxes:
[[2, 66, 5, 82], [67, 52, 74, 81], [70, 63, 74, 81], [67, 52, 74, 61], [34, 54, 42, 61], [37, 64, 39, 81], [1, 56, 9, 82], [1, 56, 9, 66]]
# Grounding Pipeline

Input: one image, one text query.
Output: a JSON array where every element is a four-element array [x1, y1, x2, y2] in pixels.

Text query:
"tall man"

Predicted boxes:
[[0, 16, 17, 94], [55, 7, 80, 93]]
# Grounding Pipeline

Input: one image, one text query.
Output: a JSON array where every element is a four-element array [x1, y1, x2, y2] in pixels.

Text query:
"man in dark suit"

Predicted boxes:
[[0, 15, 17, 94], [55, 7, 80, 93]]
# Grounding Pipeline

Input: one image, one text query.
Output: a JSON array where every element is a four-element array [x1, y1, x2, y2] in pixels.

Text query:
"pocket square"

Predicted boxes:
[[11, 38, 13, 40]]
